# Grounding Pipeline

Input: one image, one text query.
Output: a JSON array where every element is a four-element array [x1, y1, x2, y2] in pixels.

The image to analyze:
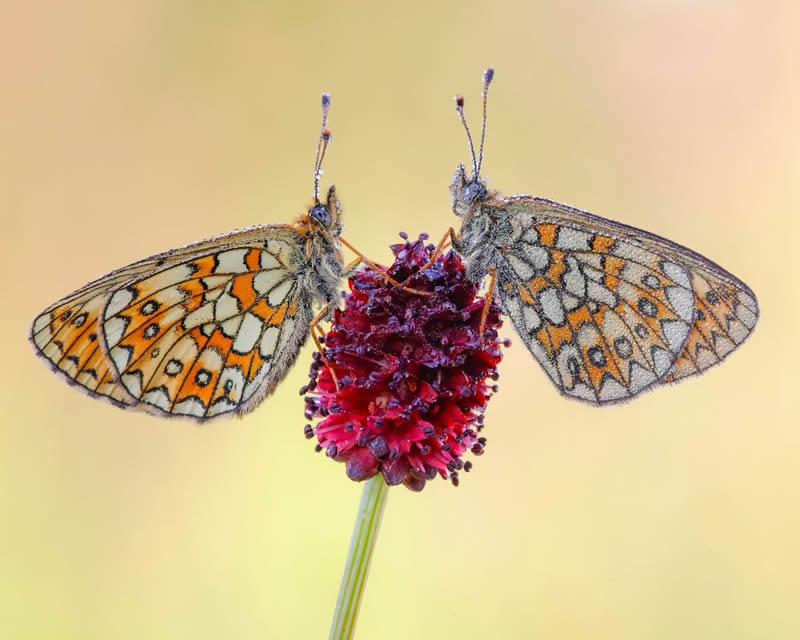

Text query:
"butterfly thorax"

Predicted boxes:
[[451, 164, 520, 281], [290, 185, 345, 306], [461, 202, 524, 282], [296, 226, 344, 306]]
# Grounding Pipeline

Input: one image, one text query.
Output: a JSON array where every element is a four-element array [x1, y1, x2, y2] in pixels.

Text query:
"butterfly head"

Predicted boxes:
[[451, 68, 494, 219], [463, 179, 488, 205], [450, 163, 489, 218], [308, 184, 343, 237]]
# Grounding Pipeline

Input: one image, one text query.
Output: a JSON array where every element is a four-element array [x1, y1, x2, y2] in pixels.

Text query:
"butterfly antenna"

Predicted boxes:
[[477, 67, 494, 176], [313, 93, 332, 202], [455, 94, 479, 178]]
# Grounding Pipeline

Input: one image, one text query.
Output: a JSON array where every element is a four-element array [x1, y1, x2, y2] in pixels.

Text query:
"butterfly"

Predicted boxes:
[[29, 94, 402, 420], [429, 68, 759, 405]]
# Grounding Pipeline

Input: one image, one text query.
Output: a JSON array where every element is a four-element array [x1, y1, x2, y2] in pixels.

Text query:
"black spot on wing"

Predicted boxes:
[[143, 323, 160, 339], [141, 301, 161, 315], [567, 356, 581, 378], [587, 345, 607, 368], [614, 336, 633, 359], [165, 359, 184, 377], [637, 298, 658, 318], [195, 369, 212, 387]]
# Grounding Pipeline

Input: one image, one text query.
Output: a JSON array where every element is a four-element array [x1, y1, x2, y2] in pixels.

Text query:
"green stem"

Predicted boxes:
[[329, 475, 389, 640]]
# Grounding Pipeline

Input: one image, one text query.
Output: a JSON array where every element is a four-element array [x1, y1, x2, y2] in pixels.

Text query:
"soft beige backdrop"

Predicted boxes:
[[2, 2, 798, 638]]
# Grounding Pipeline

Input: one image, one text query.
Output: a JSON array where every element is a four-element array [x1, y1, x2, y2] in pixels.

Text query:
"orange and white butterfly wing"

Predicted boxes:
[[658, 265, 759, 384], [30, 225, 316, 420], [30, 264, 156, 408], [493, 197, 758, 404]]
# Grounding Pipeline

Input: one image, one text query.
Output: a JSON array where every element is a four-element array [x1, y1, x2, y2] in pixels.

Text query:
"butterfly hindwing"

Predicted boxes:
[[102, 233, 314, 419], [31, 226, 318, 420], [492, 197, 756, 404], [661, 267, 758, 384], [29, 262, 156, 408]]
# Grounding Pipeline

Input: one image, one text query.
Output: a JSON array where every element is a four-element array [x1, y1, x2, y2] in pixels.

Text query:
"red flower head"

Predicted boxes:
[[301, 233, 508, 491]]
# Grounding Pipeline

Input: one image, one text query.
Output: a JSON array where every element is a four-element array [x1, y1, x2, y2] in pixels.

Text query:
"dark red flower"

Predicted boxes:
[[301, 233, 508, 491]]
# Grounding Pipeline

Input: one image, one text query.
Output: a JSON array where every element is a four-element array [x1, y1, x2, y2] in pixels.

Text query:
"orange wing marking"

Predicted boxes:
[[592, 235, 616, 254], [535, 224, 558, 247]]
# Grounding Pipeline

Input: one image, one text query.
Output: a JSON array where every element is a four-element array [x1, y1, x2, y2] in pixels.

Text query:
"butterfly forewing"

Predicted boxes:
[[491, 197, 757, 404], [30, 225, 319, 420]]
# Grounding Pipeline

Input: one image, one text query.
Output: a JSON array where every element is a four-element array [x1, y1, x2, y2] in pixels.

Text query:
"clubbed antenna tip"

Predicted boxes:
[[477, 67, 494, 176], [314, 95, 333, 201], [454, 93, 477, 177], [455, 68, 496, 179]]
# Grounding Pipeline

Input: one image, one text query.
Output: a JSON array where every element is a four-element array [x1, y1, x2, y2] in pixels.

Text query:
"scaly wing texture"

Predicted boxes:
[[493, 197, 758, 405], [30, 226, 315, 420], [659, 267, 758, 384], [30, 268, 146, 408]]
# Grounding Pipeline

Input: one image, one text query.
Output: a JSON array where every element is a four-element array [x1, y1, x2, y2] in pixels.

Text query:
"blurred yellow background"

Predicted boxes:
[[2, 1, 798, 638]]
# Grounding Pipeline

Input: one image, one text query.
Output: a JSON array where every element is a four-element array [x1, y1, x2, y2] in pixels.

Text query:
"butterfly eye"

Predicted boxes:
[[463, 181, 487, 205], [310, 204, 332, 227]]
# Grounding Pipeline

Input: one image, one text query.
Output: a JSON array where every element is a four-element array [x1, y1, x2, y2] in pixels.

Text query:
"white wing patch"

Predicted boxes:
[[232, 313, 263, 353], [215, 249, 251, 274]]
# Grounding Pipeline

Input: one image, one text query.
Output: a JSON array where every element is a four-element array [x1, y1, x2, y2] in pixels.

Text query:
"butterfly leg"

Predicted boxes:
[[343, 256, 363, 278], [338, 237, 433, 296], [309, 304, 340, 390], [415, 227, 461, 276], [479, 266, 498, 348]]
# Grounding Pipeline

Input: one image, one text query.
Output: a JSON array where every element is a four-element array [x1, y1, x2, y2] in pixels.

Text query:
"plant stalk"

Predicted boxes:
[[328, 475, 389, 640]]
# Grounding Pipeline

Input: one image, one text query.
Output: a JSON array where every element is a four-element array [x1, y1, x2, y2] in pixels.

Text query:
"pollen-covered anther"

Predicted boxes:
[[302, 234, 506, 490]]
